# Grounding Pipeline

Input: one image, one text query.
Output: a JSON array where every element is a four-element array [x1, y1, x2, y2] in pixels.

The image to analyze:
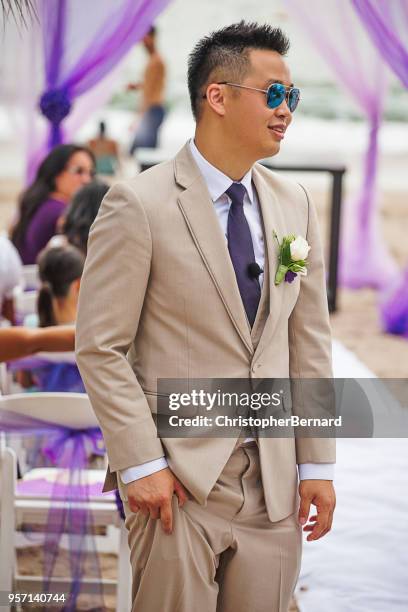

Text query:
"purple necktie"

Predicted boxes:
[[226, 182, 261, 327]]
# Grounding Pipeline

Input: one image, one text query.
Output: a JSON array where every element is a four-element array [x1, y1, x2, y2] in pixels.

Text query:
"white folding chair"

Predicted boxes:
[[0, 439, 16, 594], [0, 393, 131, 611]]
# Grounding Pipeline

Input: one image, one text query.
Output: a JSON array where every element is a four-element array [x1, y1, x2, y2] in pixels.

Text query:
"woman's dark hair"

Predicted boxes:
[[37, 244, 85, 327], [187, 21, 290, 120], [11, 144, 95, 249], [63, 181, 109, 253]]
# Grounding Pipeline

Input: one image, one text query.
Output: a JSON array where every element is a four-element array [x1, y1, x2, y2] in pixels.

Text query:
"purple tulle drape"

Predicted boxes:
[[380, 267, 408, 338], [0, 410, 106, 610], [352, 0, 408, 87], [31, 0, 171, 170], [284, 0, 399, 289], [352, 0, 408, 335]]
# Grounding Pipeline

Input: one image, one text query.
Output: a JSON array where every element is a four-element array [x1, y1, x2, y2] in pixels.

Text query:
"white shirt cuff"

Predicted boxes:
[[119, 457, 169, 484], [298, 463, 335, 481]]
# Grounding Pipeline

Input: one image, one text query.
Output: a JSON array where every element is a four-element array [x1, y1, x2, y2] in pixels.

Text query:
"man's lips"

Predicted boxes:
[[268, 124, 286, 140]]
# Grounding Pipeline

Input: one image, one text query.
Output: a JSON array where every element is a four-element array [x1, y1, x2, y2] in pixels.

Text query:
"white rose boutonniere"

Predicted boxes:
[[290, 236, 311, 262], [273, 231, 311, 285]]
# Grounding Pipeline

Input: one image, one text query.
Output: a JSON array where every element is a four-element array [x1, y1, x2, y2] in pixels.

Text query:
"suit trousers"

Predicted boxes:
[[119, 442, 302, 612]]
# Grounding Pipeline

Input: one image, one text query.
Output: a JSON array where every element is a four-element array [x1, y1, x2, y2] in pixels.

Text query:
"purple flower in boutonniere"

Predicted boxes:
[[285, 270, 297, 283], [273, 231, 311, 286]]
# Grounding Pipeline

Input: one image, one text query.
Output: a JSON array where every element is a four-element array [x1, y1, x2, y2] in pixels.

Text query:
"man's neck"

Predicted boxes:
[[194, 129, 254, 182]]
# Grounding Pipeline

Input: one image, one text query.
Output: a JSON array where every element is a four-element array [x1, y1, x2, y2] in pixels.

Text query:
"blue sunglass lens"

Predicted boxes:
[[267, 83, 286, 108], [267, 84, 300, 112], [288, 88, 300, 112]]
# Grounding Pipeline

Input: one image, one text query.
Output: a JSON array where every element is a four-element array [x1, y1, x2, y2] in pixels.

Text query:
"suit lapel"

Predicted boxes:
[[252, 165, 286, 359], [175, 144, 253, 354]]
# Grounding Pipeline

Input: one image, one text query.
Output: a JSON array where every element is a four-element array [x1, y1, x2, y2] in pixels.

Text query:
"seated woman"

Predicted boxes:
[[62, 181, 109, 254], [11, 144, 95, 265], [29, 244, 85, 392]]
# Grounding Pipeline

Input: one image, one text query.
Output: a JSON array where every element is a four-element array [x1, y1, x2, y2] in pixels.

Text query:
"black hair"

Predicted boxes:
[[63, 181, 109, 254], [11, 144, 95, 250], [37, 244, 85, 327], [99, 121, 106, 136], [187, 21, 290, 120], [147, 25, 156, 36]]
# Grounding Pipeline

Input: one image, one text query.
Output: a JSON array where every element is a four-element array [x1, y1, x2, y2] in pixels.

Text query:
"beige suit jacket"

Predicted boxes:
[[76, 142, 335, 522]]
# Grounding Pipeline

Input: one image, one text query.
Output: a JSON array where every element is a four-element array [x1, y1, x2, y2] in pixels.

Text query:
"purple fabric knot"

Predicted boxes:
[[39, 89, 72, 147], [285, 270, 297, 283], [39, 88, 72, 123], [42, 427, 104, 467]]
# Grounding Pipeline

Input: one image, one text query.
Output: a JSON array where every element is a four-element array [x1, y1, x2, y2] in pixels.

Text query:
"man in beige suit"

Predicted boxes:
[[76, 21, 336, 612]]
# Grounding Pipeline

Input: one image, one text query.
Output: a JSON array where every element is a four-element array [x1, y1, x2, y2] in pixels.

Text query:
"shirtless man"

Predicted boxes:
[[88, 121, 120, 175], [128, 26, 166, 155]]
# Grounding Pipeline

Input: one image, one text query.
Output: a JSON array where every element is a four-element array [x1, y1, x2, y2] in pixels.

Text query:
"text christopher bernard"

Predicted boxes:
[[167, 414, 342, 428]]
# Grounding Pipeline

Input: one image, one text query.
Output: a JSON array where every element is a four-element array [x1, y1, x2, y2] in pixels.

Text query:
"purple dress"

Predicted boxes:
[[18, 198, 66, 264]]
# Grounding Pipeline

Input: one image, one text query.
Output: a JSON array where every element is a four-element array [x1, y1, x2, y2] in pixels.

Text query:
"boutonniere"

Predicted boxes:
[[273, 231, 311, 285]]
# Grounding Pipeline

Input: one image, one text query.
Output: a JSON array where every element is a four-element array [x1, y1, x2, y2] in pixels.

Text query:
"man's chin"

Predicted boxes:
[[260, 142, 280, 160]]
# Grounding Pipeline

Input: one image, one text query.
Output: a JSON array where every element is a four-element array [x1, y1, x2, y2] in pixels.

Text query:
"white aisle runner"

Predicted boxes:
[[296, 340, 408, 612]]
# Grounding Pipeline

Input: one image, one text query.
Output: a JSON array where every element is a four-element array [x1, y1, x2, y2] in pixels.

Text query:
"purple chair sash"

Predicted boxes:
[[0, 409, 107, 610]]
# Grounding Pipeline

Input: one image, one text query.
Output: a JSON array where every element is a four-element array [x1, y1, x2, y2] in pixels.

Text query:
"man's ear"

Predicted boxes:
[[204, 83, 226, 117]]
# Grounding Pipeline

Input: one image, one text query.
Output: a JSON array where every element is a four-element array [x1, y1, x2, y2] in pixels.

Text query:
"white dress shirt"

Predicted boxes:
[[120, 139, 334, 484]]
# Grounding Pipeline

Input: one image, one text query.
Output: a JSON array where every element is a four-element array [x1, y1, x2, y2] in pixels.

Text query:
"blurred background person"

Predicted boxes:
[[127, 25, 166, 155], [62, 181, 110, 254], [10, 144, 95, 265], [87, 121, 120, 176], [0, 232, 23, 324], [26, 244, 86, 392], [13, 244, 84, 392], [37, 244, 84, 328]]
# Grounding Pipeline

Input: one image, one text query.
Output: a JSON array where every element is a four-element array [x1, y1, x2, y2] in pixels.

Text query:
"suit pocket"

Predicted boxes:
[[143, 389, 172, 415], [143, 389, 170, 397]]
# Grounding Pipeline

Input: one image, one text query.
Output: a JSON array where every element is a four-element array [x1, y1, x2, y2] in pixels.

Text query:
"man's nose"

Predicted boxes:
[[275, 99, 292, 122]]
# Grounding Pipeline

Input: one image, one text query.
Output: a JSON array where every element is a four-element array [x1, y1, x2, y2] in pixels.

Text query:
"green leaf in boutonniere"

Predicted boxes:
[[273, 231, 311, 285]]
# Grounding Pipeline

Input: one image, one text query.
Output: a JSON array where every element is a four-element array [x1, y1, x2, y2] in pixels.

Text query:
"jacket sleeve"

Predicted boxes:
[[288, 185, 336, 466], [75, 182, 164, 471]]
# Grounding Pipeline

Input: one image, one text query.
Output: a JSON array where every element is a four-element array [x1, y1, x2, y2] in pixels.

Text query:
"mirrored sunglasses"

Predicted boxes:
[[216, 81, 300, 113]]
